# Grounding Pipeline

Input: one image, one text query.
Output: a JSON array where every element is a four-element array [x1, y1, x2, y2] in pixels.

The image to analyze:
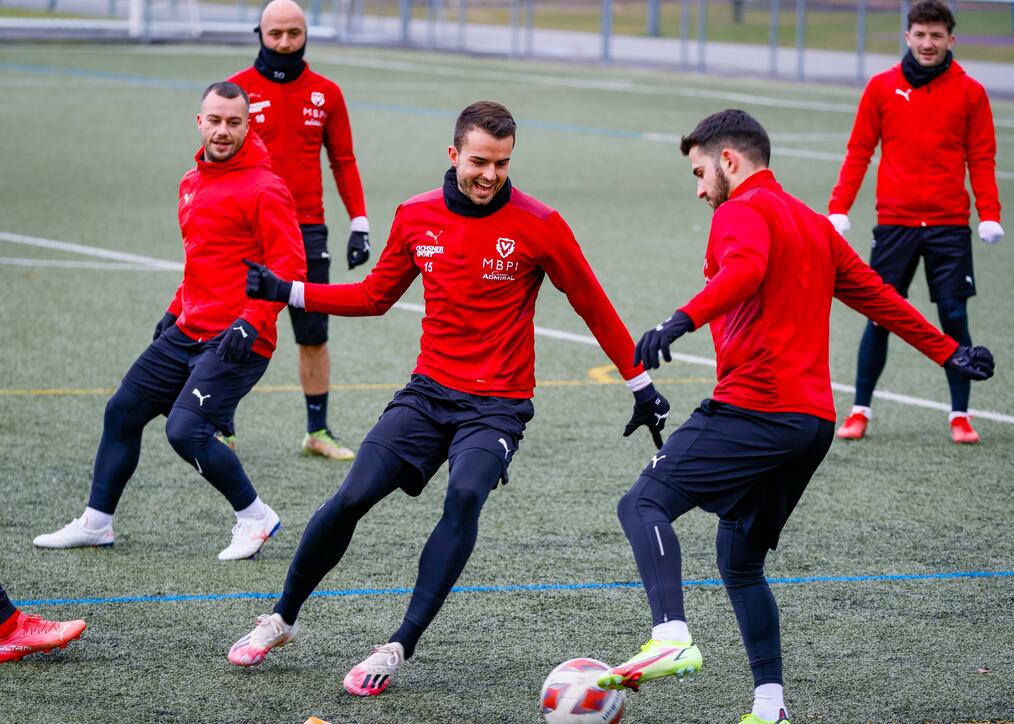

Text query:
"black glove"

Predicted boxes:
[[215, 318, 259, 363], [634, 311, 695, 370], [152, 311, 177, 341], [243, 259, 292, 302], [944, 345, 995, 381], [623, 383, 671, 450], [347, 230, 371, 270]]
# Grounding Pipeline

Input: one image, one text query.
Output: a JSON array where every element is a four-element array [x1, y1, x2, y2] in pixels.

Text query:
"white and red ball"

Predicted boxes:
[[540, 657, 625, 723]]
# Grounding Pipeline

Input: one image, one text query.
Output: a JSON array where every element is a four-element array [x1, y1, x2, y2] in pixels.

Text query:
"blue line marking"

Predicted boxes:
[[12, 569, 1013, 608]]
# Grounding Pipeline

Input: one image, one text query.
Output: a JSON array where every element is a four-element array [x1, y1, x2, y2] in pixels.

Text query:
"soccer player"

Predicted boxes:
[[0, 584, 86, 662], [828, 0, 1003, 444], [597, 110, 994, 724], [226, 0, 370, 460], [228, 101, 672, 694], [33, 82, 306, 561]]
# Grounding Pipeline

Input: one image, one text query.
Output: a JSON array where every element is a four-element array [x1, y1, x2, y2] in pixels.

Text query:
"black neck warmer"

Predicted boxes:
[[253, 27, 307, 83], [442, 167, 512, 218], [901, 49, 952, 88]]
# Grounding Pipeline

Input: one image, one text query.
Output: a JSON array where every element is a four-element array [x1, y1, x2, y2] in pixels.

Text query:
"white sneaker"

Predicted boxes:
[[343, 642, 405, 696], [33, 516, 115, 549], [228, 613, 298, 666], [217, 505, 281, 561]]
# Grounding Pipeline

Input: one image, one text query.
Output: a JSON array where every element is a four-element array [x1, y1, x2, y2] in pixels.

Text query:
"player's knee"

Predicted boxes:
[[165, 408, 213, 459], [937, 298, 968, 329], [716, 520, 766, 588], [104, 385, 144, 432]]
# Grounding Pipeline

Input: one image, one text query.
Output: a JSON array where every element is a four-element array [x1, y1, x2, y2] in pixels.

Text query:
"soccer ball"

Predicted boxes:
[[540, 658, 626, 723]]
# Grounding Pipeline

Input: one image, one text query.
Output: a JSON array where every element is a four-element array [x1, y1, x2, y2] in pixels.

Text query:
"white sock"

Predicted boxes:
[[850, 405, 872, 419], [752, 683, 785, 722], [651, 620, 690, 643], [82, 507, 113, 531], [235, 496, 267, 521], [949, 411, 970, 422]]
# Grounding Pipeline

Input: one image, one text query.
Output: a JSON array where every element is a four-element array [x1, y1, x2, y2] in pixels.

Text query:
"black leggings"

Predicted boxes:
[[618, 477, 783, 686], [274, 443, 502, 659]]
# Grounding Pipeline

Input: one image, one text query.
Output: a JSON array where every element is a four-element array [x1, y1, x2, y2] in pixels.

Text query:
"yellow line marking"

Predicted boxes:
[[0, 368, 712, 398]]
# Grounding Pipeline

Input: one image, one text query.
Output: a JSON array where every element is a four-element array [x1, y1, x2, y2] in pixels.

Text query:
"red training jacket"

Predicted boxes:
[[303, 186, 644, 398], [169, 134, 306, 359], [828, 60, 1001, 227], [683, 169, 958, 421], [229, 64, 367, 225]]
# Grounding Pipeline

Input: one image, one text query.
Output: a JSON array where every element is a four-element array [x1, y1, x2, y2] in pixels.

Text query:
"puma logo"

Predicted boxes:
[[233, 325, 248, 338], [654, 411, 669, 425], [426, 230, 443, 242], [651, 454, 666, 469], [895, 88, 913, 102], [498, 437, 511, 459], [192, 388, 211, 406]]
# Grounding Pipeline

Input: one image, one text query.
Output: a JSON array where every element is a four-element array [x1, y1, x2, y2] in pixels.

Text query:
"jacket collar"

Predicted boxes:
[[730, 168, 779, 200]]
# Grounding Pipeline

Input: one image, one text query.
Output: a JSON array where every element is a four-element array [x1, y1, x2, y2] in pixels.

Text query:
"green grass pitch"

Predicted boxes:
[[0, 43, 1012, 723]]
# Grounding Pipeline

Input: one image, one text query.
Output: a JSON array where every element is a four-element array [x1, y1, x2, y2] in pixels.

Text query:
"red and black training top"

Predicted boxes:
[[682, 169, 958, 422], [303, 173, 645, 398]]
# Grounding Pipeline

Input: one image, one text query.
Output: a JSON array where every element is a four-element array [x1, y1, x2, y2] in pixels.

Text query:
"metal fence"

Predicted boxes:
[[2, 0, 1012, 89]]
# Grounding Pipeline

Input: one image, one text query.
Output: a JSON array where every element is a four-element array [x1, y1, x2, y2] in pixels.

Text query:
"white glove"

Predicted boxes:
[[978, 220, 1004, 244], [828, 214, 851, 234]]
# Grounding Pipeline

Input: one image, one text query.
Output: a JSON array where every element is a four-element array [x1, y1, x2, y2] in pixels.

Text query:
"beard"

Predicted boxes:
[[708, 164, 732, 209]]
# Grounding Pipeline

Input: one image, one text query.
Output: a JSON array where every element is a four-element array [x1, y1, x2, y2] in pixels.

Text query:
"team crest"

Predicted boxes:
[[311, 91, 326, 107], [495, 237, 515, 259]]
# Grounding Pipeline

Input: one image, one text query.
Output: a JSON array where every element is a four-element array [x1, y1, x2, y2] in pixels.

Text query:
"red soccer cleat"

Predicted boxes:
[[950, 415, 980, 444], [0, 612, 87, 663], [836, 412, 869, 440]]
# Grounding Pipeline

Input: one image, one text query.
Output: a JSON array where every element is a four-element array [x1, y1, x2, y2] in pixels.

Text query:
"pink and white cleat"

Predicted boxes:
[[228, 613, 298, 666], [342, 642, 405, 696], [0, 613, 87, 663]]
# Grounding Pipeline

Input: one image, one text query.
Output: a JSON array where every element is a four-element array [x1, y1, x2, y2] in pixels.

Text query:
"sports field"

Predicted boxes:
[[0, 43, 1012, 723]]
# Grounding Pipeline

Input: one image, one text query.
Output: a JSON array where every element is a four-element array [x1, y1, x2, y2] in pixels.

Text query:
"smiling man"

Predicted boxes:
[[34, 83, 305, 561], [596, 109, 994, 724], [228, 100, 671, 695], [226, 0, 369, 461], [828, 0, 1003, 444]]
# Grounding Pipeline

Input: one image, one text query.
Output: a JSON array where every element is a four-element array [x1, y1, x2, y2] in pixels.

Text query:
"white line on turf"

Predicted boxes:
[[0, 257, 166, 271], [3, 230, 1011, 424]]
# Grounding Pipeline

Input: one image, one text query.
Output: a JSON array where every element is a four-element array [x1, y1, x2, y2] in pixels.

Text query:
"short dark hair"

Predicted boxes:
[[453, 101, 517, 149], [201, 81, 249, 105], [679, 108, 771, 167], [908, 0, 955, 33]]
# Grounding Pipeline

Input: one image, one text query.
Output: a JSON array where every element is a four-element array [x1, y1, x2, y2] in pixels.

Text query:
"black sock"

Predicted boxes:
[[0, 584, 17, 629], [306, 392, 328, 434]]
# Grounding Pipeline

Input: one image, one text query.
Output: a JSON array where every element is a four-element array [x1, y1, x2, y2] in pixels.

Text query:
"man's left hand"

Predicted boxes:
[[347, 231, 370, 270], [634, 311, 695, 370], [216, 318, 259, 363], [978, 220, 1004, 244], [945, 345, 995, 381], [623, 383, 671, 450]]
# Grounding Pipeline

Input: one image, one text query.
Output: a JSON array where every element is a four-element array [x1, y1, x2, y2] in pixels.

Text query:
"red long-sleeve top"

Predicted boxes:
[[229, 64, 367, 225], [683, 169, 958, 421], [828, 60, 1001, 227], [170, 134, 306, 359], [302, 185, 644, 398]]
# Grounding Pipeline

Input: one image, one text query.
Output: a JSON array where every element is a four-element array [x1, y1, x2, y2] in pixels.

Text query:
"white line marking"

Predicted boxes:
[[4, 230, 1010, 424], [0, 231, 183, 271], [0, 257, 167, 271]]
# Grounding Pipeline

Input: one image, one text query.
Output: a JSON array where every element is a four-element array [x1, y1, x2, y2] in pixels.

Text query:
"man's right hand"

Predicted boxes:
[[152, 311, 177, 341], [828, 214, 851, 235], [243, 259, 292, 302], [945, 345, 995, 381]]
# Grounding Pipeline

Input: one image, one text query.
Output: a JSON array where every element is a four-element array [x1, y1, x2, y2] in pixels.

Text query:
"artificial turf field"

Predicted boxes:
[[0, 42, 1012, 723]]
